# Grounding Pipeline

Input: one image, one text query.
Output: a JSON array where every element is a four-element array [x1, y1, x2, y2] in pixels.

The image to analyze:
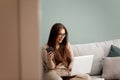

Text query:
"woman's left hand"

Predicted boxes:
[[67, 67, 72, 75]]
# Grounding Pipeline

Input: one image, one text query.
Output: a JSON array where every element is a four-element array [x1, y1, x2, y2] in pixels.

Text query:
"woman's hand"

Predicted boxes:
[[47, 51, 54, 60], [67, 67, 72, 75]]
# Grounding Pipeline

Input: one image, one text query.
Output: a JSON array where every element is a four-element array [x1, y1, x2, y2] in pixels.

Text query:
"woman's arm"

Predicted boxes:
[[41, 46, 55, 70]]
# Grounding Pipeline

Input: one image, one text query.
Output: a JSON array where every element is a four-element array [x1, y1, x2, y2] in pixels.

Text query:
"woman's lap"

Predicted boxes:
[[43, 70, 91, 80], [70, 74, 91, 80], [43, 70, 62, 80]]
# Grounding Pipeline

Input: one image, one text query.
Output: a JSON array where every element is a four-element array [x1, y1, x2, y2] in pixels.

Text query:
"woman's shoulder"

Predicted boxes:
[[41, 44, 49, 49], [41, 44, 49, 55], [67, 42, 72, 48], [68, 42, 71, 45]]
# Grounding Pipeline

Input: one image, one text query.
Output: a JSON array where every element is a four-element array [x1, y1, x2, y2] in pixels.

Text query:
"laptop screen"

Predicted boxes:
[[70, 55, 94, 76]]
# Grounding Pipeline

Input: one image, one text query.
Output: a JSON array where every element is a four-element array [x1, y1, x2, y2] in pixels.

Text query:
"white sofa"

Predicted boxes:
[[71, 39, 120, 80]]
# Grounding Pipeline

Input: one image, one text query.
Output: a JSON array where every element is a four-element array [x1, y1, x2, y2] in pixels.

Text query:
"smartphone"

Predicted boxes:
[[46, 47, 54, 53]]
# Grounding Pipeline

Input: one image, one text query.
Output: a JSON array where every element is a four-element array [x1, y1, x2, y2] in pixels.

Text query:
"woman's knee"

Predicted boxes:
[[84, 74, 91, 80], [44, 76, 62, 80], [74, 74, 91, 80], [81, 74, 91, 80]]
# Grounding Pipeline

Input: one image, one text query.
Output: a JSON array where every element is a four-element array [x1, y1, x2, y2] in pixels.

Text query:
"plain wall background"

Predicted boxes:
[[41, 0, 120, 45]]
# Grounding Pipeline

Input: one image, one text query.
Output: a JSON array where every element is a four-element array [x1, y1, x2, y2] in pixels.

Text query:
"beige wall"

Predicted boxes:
[[0, 0, 19, 80], [0, 0, 42, 80], [19, 0, 42, 80]]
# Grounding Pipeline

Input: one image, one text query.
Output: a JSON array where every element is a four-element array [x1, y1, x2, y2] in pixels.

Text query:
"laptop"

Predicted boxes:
[[62, 55, 94, 77]]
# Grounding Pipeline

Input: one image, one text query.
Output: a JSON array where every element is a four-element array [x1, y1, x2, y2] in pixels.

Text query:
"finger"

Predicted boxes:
[[49, 54, 54, 58], [48, 52, 54, 56], [50, 53, 54, 59]]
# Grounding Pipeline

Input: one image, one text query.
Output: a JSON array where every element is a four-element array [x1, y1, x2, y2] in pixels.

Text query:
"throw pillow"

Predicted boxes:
[[102, 57, 120, 79], [108, 45, 120, 57]]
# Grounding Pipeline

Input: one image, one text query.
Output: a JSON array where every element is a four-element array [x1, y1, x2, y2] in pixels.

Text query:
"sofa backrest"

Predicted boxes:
[[71, 39, 120, 75]]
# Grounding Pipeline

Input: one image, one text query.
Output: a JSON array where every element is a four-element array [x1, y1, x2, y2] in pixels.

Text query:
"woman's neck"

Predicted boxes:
[[56, 42, 60, 49]]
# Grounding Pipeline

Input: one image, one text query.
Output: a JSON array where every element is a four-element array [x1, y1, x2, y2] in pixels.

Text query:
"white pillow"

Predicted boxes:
[[102, 57, 120, 79]]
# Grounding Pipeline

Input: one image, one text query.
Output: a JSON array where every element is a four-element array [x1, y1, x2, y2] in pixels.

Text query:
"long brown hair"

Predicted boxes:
[[47, 23, 72, 68]]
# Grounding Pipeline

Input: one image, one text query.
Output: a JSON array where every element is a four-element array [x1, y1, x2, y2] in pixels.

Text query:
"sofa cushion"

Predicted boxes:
[[108, 45, 120, 57], [102, 57, 120, 79]]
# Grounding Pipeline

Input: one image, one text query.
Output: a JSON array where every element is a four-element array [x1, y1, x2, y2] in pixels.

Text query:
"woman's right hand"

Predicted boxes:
[[47, 51, 54, 60]]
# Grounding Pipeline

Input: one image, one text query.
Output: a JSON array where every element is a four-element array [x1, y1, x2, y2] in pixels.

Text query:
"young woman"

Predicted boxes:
[[41, 23, 91, 80]]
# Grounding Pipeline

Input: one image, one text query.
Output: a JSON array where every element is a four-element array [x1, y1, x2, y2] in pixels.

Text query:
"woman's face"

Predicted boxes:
[[56, 28, 66, 44]]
